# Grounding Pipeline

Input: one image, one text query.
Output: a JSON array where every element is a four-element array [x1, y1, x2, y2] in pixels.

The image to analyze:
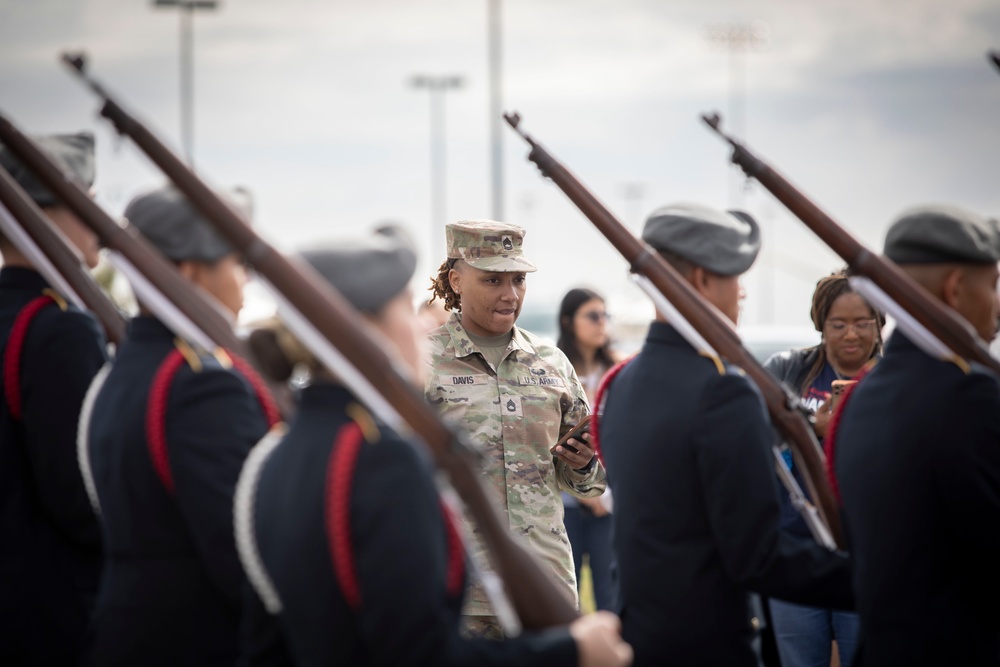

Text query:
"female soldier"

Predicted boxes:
[[237, 228, 631, 667], [424, 221, 607, 639], [763, 268, 883, 667]]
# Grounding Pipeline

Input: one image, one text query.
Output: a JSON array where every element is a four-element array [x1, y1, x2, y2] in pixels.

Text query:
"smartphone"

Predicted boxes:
[[829, 379, 857, 412], [550, 415, 593, 455]]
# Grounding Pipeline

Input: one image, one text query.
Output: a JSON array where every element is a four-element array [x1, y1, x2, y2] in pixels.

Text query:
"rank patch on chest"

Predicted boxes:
[[502, 395, 524, 417]]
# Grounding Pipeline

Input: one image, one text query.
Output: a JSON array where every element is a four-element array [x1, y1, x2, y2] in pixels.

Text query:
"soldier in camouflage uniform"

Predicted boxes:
[[425, 220, 607, 639]]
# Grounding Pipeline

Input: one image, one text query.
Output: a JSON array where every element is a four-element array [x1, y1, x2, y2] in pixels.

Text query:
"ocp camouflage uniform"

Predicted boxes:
[[426, 313, 607, 619]]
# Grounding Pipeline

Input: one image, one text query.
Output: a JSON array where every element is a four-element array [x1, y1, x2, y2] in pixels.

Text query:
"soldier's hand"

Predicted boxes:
[[569, 611, 633, 667], [554, 431, 597, 471]]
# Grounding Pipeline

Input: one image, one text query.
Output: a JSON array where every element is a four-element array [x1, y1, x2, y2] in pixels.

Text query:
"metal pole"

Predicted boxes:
[[180, 4, 194, 166], [488, 0, 504, 220], [430, 85, 446, 262]]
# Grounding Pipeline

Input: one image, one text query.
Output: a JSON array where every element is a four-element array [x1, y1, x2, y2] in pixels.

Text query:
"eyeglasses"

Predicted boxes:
[[826, 319, 877, 334], [580, 311, 610, 324]]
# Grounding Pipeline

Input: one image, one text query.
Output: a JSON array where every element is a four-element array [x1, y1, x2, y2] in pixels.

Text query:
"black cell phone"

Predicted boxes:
[[550, 415, 593, 455]]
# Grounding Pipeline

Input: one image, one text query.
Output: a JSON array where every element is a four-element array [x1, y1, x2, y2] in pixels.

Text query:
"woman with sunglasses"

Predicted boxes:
[[763, 268, 883, 667], [557, 288, 624, 613]]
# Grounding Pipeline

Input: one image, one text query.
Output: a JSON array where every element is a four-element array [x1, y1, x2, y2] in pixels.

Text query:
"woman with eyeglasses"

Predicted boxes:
[[762, 268, 883, 667], [556, 288, 625, 613]]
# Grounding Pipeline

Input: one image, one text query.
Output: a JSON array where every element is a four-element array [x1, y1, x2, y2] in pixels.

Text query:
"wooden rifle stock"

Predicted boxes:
[[0, 113, 246, 357], [701, 112, 1000, 376], [62, 53, 578, 629], [0, 164, 126, 344], [504, 112, 844, 549]]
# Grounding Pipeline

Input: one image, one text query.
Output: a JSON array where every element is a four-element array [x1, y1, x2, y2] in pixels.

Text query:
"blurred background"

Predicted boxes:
[[2, 0, 998, 354]]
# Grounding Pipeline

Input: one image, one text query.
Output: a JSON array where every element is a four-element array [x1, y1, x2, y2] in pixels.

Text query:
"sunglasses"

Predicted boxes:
[[580, 311, 610, 324]]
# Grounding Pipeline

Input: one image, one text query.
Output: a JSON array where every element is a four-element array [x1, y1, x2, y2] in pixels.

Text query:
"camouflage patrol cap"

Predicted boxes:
[[446, 220, 537, 273], [642, 202, 761, 276], [0, 133, 95, 208], [884, 204, 1000, 265], [124, 185, 236, 263]]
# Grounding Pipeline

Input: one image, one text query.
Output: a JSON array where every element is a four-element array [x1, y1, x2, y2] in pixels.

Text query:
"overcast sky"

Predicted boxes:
[[2, 0, 999, 339]]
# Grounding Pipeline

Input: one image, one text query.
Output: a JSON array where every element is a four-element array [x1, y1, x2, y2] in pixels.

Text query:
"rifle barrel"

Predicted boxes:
[[0, 165, 126, 344], [701, 112, 1000, 377], [63, 55, 578, 630], [504, 112, 844, 549]]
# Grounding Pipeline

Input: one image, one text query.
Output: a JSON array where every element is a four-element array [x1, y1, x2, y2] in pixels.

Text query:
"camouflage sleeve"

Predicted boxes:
[[553, 356, 607, 497]]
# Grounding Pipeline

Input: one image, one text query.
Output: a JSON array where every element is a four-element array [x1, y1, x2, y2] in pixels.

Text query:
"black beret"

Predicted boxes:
[[124, 185, 235, 263], [0, 133, 95, 208], [642, 202, 761, 276], [884, 204, 1000, 265], [298, 226, 417, 314]]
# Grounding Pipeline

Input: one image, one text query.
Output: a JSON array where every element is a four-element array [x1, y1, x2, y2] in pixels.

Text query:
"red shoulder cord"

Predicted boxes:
[[147, 349, 187, 494], [589, 356, 635, 467], [325, 421, 465, 610], [822, 369, 869, 505], [326, 421, 365, 610], [146, 348, 282, 495], [3, 295, 57, 420]]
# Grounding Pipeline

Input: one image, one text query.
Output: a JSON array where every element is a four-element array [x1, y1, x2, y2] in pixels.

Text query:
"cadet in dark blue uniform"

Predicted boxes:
[[597, 203, 853, 667], [0, 134, 107, 665], [84, 186, 279, 666], [237, 229, 632, 667], [832, 205, 1000, 666]]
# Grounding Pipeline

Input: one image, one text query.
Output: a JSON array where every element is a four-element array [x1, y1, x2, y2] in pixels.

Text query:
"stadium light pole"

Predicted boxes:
[[411, 75, 464, 264], [152, 0, 219, 167]]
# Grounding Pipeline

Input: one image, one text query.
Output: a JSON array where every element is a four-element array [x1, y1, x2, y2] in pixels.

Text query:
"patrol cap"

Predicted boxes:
[[642, 202, 761, 276], [446, 219, 537, 273], [298, 225, 417, 314], [0, 133, 95, 208], [124, 185, 235, 263], [884, 204, 1000, 265]]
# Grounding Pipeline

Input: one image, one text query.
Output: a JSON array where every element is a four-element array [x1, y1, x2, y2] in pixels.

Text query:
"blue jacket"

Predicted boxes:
[[240, 381, 577, 666], [0, 267, 107, 665], [835, 332, 1000, 665], [87, 316, 270, 666], [601, 322, 853, 667]]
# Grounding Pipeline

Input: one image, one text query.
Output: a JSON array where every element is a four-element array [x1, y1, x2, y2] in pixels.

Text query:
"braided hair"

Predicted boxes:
[[801, 267, 884, 390], [427, 258, 461, 312]]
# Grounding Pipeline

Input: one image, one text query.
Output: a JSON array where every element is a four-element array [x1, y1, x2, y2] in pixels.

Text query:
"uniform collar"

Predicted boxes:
[[126, 315, 177, 342], [0, 266, 49, 292], [444, 312, 536, 360], [645, 321, 690, 347]]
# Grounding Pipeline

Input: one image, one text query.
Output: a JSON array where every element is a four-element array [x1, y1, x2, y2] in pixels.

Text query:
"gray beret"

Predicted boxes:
[[0, 133, 95, 208], [884, 204, 1000, 265], [298, 226, 417, 314], [124, 185, 235, 263], [642, 202, 761, 276]]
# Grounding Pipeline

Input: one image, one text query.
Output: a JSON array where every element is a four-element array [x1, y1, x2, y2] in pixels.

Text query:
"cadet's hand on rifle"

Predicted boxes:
[[555, 431, 597, 471], [813, 399, 833, 439], [570, 611, 634, 667]]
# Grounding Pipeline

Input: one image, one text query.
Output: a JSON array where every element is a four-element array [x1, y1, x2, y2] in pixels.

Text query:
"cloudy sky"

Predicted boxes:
[[2, 0, 998, 340]]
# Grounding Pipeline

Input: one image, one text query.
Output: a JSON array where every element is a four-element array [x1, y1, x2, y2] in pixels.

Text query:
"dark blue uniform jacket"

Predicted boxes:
[[600, 322, 853, 667], [835, 332, 1000, 666], [87, 316, 269, 666], [0, 267, 107, 665], [241, 382, 577, 667]]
